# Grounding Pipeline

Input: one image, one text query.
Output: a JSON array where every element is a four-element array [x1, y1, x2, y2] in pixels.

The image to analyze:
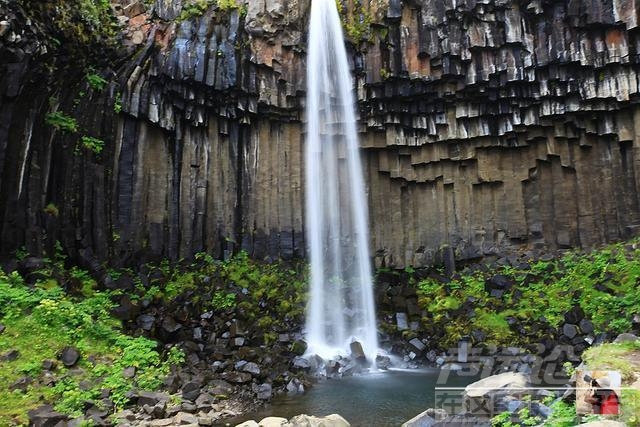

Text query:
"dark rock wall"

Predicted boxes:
[[1, 0, 640, 268]]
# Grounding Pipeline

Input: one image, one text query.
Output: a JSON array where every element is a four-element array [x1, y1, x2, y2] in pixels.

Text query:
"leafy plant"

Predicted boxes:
[[43, 202, 59, 217], [86, 70, 108, 91], [45, 112, 78, 133], [80, 136, 105, 154]]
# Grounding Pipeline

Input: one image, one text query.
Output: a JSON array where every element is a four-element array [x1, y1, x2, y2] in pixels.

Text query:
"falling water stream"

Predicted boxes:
[[305, 0, 378, 361]]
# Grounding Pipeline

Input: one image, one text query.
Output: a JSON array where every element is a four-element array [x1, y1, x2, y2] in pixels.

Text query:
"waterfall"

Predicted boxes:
[[305, 0, 379, 362]]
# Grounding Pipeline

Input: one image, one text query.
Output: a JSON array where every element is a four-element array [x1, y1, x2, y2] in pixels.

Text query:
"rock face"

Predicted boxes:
[[2, 0, 640, 267]]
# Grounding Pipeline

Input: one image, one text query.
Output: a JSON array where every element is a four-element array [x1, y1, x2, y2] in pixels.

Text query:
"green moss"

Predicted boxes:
[[335, 0, 372, 44]]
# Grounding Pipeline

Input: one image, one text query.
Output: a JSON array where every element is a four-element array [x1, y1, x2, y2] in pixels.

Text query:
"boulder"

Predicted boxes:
[[1, 349, 19, 361], [162, 316, 182, 334], [465, 372, 530, 398], [401, 408, 447, 427], [137, 390, 170, 406], [613, 333, 640, 343], [409, 338, 426, 352], [255, 383, 272, 400], [137, 314, 156, 331], [174, 412, 198, 424], [396, 313, 409, 330], [28, 405, 69, 427], [235, 421, 259, 427], [349, 341, 366, 361], [562, 323, 580, 339], [287, 414, 351, 426], [60, 346, 80, 367], [257, 417, 288, 427], [242, 362, 261, 376], [181, 381, 202, 401]]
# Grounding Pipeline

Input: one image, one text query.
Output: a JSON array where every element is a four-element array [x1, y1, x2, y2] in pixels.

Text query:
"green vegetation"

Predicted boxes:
[[114, 92, 123, 114], [24, 0, 118, 50], [45, 112, 79, 133], [0, 262, 183, 425], [415, 240, 640, 348], [79, 136, 105, 154], [335, 0, 372, 44], [86, 70, 108, 91], [43, 203, 59, 217], [179, 0, 216, 21]]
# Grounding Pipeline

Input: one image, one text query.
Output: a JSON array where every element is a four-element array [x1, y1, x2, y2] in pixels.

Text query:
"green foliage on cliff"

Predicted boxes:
[[45, 111, 79, 133], [0, 264, 183, 425], [416, 240, 640, 348], [335, 0, 372, 44], [179, 0, 216, 21], [23, 0, 119, 56]]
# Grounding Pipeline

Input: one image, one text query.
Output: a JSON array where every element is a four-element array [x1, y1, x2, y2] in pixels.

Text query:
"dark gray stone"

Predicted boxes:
[[562, 323, 580, 339], [60, 346, 80, 367], [1, 349, 19, 361], [255, 383, 272, 400], [241, 362, 261, 376], [181, 381, 202, 401], [136, 314, 156, 331], [28, 405, 68, 427], [161, 316, 182, 334], [614, 333, 640, 343]]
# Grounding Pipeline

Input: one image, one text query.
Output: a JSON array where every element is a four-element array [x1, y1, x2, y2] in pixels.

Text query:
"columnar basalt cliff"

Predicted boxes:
[[1, 0, 640, 268]]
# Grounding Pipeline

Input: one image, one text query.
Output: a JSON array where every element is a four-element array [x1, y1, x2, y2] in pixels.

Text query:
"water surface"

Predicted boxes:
[[229, 369, 479, 427]]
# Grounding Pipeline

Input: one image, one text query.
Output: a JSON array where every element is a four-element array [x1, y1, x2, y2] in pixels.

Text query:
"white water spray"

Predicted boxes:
[[305, 0, 378, 362]]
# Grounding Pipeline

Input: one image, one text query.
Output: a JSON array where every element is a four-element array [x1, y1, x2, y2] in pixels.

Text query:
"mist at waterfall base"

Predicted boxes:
[[304, 0, 378, 361]]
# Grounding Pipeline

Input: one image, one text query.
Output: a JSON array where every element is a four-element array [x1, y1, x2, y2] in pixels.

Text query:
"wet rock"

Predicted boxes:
[[409, 338, 426, 352], [286, 378, 305, 394], [292, 356, 311, 370], [396, 313, 409, 330], [349, 341, 366, 362], [401, 408, 447, 427], [290, 339, 308, 355], [255, 383, 272, 400], [376, 355, 391, 370], [257, 417, 288, 427], [60, 346, 80, 367], [288, 414, 351, 427]]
